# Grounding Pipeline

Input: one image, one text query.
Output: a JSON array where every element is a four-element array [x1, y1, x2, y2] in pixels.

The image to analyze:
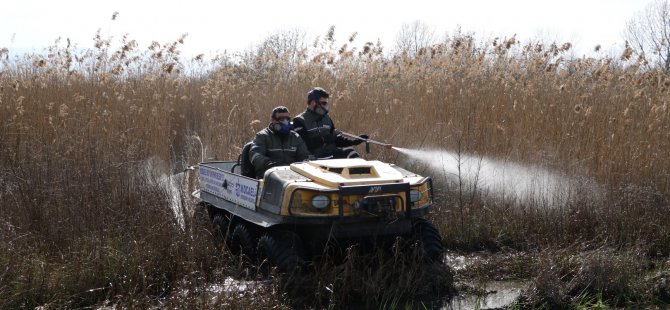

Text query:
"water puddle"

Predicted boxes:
[[176, 276, 270, 305], [442, 251, 528, 309], [191, 276, 525, 309], [443, 280, 527, 310], [201, 276, 266, 294], [194, 276, 526, 309]]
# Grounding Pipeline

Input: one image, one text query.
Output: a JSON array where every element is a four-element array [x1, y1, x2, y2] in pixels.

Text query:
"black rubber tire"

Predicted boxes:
[[195, 202, 209, 219], [256, 230, 306, 275], [199, 201, 213, 220], [193, 202, 212, 231], [229, 223, 257, 260], [212, 213, 231, 246], [411, 218, 445, 263]]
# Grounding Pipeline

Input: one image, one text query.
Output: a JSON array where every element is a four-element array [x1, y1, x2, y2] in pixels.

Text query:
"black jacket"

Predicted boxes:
[[249, 126, 311, 178], [292, 109, 356, 158]]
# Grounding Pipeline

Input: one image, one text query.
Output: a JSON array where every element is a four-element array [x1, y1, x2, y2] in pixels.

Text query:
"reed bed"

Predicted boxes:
[[1, 27, 669, 307]]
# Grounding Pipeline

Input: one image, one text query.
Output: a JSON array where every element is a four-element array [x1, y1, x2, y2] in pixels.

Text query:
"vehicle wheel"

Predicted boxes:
[[411, 218, 444, 263], [193, 202, 212, 231], [229, 223, 257, 260], [212, 213, 231, 246], [256, 230, 306, 276], [195, 202, 209, 219]]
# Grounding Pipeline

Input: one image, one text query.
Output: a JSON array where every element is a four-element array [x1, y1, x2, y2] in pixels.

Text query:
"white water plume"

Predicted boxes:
[[142, 157, 187, 229], [137, 134, 207, 230], [395, 147, 589, 208], [188, 134, 206, 163]]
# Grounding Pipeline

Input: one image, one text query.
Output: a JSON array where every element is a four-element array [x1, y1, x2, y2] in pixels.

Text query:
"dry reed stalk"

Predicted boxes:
[[0, 27, 669, 307]]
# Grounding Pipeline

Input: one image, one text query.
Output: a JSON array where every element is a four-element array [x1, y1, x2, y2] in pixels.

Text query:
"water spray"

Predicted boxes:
[[184, 134, 205, 172], [394, 147, 600, 208], [337, 132, 594, 208]]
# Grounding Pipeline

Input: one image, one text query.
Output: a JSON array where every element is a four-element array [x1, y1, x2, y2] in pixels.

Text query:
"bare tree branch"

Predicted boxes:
[[625, 0, 670, 72], [394, 21, 436, 57]]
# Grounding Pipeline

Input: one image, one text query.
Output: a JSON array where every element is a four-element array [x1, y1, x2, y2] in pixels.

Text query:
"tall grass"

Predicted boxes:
[[1, 27, 669, 307]]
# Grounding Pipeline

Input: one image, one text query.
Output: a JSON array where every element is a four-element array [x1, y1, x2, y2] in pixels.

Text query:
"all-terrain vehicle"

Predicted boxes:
[[193, 144, 444, 272]]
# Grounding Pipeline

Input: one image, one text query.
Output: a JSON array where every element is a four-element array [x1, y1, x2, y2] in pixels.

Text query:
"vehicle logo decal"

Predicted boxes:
[[368, 186, 382, 194]]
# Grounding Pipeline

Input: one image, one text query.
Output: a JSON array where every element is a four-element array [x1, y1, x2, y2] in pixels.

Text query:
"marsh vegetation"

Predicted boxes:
[[1, 26, 669, 308]]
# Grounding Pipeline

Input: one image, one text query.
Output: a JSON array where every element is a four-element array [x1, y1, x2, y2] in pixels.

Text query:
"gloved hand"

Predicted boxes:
[[354, 134, 369, 145], [266, 161, 278, 169]]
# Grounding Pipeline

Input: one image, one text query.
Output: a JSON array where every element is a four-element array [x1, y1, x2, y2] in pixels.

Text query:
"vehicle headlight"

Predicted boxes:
[[409, 189, 422, 203], [311, 195, 330, 209]]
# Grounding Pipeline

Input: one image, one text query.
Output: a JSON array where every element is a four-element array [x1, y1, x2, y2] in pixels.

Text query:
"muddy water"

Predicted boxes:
[[204, 277, 266, 293], [442, 252, 527, 309], [197, 277, 526, 309], [191, 252, 528, 309], [444, 280, 527, 310]]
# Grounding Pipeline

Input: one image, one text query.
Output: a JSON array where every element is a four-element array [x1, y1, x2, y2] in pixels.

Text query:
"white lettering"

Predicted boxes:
[[368, 186, 382, 194]]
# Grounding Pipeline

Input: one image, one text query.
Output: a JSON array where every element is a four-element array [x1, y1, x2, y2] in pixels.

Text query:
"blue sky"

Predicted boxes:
[[0, 0, 655, 57]]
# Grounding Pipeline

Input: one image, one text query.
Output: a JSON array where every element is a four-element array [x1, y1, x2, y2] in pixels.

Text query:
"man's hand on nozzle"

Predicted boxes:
[[354, 134, 369, 145]]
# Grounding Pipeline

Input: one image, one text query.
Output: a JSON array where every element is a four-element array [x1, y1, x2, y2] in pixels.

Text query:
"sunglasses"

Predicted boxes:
[[274, 116, 291, 122]]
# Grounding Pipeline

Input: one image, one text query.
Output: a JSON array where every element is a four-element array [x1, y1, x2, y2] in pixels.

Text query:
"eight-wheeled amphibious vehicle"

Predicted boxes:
[[193, 147, 444, 272]]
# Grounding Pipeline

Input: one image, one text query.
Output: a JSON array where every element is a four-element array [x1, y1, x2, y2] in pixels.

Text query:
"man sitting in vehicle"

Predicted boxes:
[[292, 87, 368, 159], [249, 106, 312, 178]]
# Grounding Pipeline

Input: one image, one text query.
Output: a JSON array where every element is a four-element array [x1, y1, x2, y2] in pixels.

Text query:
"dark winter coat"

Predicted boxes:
[[249, 126, 311, 178], [292, 109, 356, 158]]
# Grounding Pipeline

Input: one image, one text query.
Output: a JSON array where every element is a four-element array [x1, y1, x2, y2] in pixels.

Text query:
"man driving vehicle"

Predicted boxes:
[[249, 106, 312, 178]]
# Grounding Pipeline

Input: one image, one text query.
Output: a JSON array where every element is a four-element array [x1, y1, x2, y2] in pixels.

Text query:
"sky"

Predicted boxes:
[[0, 0, 656, 58]]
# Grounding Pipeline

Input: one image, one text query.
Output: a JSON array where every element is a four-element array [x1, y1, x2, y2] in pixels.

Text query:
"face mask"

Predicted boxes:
[[272, 120, 291, 134], [315, 104, 328, 116], [280, 120, 291, 134]]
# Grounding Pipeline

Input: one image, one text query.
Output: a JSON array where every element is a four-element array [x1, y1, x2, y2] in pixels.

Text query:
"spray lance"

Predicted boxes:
[[338, 131, 393, 154]]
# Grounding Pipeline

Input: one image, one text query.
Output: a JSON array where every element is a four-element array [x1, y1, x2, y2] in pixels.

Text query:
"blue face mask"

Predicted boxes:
[[280, 121, 291, 134], [272, 120, 291, 135]]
